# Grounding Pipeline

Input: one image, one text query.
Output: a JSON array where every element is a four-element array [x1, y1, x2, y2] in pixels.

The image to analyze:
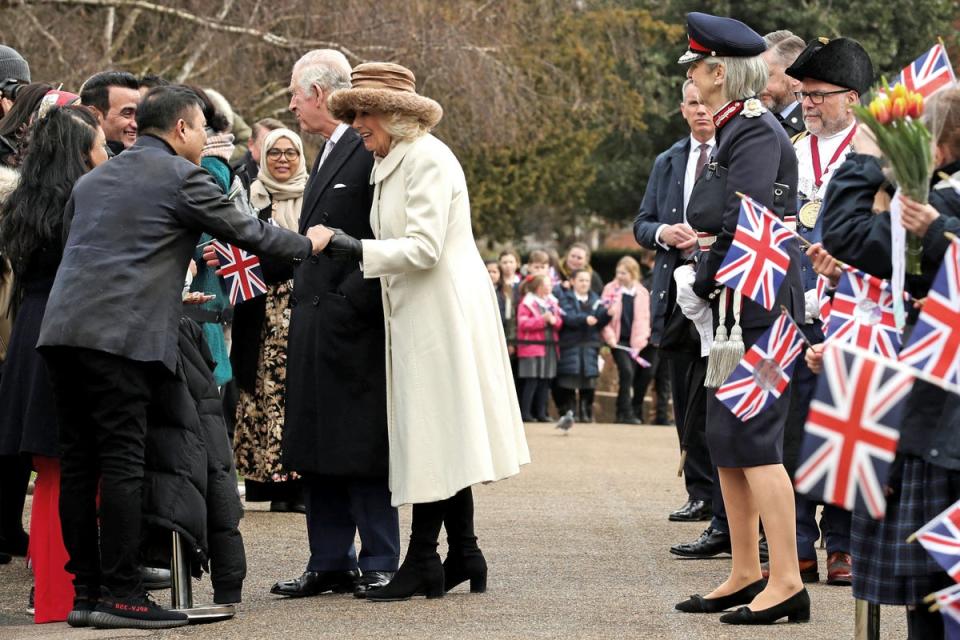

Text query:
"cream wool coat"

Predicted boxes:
[[360, 133, 530, 506]]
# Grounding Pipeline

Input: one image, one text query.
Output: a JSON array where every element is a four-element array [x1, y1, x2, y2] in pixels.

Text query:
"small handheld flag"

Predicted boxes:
[[211, 240, 268, 304]]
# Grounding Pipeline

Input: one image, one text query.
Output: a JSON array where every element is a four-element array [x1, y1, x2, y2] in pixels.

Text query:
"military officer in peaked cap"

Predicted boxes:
[[671, 11, 809, 626], [773, 36, 874, 589]]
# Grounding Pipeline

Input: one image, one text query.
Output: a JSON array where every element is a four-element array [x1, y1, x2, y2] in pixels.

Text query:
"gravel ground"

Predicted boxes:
[[0, 422, 907, 639]]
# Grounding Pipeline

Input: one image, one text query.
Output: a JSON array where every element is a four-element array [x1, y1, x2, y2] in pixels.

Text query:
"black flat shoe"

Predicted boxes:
[[675, 579, 766, 613], [270, 570, 359, 597], [719, 588, 811, 625], [669, 499, 712, 522]]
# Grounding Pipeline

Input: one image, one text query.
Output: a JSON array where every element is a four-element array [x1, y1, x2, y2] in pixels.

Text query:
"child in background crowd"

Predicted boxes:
[[601, 256, 651, 425], [525, 249, 551, 279], [556, 269, 610, 423], [516, 275, 563, 422], [498, 249, 521, 287]]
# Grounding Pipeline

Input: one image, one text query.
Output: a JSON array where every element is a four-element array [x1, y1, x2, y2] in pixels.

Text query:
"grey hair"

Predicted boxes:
[[292, 49, 352, 94], [381, 112, 431, 142], [681, 78, 696, 102], [705, 55, 769, 101], [763, 31, 806, 68]]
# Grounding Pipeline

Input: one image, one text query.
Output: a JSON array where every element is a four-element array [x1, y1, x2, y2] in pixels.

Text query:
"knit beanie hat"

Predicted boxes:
[[0, 45, 30, 83]]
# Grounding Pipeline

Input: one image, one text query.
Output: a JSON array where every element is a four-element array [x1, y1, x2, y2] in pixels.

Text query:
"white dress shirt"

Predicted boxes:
[[655, 134, 715, 249], [318, 122, 350, 169], [794, 121, 856, 202]]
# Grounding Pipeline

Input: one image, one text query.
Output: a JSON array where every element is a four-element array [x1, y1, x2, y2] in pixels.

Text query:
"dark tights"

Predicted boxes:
[[519, 378, 550, 421]]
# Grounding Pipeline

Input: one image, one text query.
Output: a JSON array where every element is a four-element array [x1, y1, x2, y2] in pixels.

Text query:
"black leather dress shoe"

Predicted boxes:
[[354, 571, 395, 599], [669, 499, 713, 522], [719, 588, 811, 624], [669, 527, 731, 558], [675, 579, 766, 613], [270, 570, 359, 597]]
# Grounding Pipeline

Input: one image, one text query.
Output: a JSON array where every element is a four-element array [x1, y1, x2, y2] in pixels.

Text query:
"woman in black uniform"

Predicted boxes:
[[672, 12, 808, 625]]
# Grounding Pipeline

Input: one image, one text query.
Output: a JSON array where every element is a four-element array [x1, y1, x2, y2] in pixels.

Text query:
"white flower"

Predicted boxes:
[[742, 98, 766, 118]]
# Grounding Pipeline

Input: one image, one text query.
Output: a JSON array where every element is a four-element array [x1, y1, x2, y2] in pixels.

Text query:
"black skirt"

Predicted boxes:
[[0, 287, 59, 458], [705, 324, 789, 467], [851, 456, 960, 605]]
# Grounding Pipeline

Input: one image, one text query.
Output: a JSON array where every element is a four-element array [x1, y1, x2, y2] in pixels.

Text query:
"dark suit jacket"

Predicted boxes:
[[281, 127, 389, 478], [778, 102, 805, 138], [37, 135, 312, 373], [633, 136, 689, 345]]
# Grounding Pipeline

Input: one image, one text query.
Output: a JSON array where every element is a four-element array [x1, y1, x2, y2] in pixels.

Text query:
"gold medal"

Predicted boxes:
[[798, 199, 821, 229]]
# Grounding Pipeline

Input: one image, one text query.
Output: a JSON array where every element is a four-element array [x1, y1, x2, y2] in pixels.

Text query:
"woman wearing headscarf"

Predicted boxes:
[[319, 62, 529, 601], [231, 128, 307, 512], [673, 13, 807, 625]]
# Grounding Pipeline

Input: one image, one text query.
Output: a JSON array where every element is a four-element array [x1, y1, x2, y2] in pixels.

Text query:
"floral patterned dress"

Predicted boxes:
[[233, 280, 298, 484]]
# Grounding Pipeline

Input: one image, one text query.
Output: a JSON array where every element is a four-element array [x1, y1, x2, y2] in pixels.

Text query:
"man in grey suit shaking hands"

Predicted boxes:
[[38, 86, 328, 630]]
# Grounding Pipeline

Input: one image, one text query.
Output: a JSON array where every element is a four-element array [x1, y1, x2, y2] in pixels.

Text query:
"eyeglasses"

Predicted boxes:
[[267, 148, 301, 161], [794, 89, 850, 105]]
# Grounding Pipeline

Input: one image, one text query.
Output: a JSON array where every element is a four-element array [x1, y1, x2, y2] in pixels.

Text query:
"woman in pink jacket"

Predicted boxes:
[[516, 275, 563, 422], [601, 256, 651, 424]]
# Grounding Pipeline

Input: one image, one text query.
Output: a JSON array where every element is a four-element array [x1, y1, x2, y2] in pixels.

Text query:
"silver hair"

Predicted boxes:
[[681, 78, 696, 102], [292, 49, 352, 94], [381, 112, 431, 142], [763, 31, 806, 68], [705, 55, 769, 101]]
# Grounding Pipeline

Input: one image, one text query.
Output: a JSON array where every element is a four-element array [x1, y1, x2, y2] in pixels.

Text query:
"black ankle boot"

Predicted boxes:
[[443, 548, 487, 593], [366, 553, 444, 602], [441, 488, 487, 593]]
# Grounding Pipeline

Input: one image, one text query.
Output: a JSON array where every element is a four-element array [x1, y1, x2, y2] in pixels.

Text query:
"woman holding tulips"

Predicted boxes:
[[818, 84, 960, 640], [672, 12, 808, 625]]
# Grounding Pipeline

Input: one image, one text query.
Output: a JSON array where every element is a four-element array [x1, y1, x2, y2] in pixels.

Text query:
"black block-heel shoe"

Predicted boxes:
[[675, 579, 766, 613], [367, 555, 445, 602], [719, 588, 811, 624], [443, 550, 487, 593]]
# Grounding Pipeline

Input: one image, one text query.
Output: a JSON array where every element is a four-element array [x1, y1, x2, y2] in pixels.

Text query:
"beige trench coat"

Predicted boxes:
[[361, 133, 530, 506]]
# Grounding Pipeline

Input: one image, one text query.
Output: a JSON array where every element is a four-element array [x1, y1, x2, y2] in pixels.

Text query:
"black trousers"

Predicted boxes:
[[44, 347, 167, 597], [612, 349, 641, 418], [671, 353, 714, 503], [0, 455, 30, 552], [303, 474, 400, 573], [633, 346, 671, 422]]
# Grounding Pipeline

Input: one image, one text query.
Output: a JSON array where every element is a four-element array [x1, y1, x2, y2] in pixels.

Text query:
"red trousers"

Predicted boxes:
[[29, 456, 74, 623]]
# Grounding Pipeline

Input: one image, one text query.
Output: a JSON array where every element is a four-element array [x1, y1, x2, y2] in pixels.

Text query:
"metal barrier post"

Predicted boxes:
[[170, 530, 236, 624]]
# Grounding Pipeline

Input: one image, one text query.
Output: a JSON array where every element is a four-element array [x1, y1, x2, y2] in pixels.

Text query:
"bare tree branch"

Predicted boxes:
[[175, 0, 235, 82], [108, 8, 143, 60], [103, 6, 115, 65]]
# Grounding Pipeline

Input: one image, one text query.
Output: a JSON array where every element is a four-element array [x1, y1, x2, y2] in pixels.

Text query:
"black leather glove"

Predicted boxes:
[[324, 227, 363, 262]]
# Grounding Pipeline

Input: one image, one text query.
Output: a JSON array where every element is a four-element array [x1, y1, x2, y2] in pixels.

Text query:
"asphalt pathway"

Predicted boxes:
[[0, 422, 908, 639]]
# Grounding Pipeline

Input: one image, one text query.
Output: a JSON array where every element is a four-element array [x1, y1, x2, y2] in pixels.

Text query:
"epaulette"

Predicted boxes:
[[791, 131, 810, 145]]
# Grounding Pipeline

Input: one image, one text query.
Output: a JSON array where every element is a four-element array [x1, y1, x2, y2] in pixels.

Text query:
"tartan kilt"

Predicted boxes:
[[851, 456, 960, 605]]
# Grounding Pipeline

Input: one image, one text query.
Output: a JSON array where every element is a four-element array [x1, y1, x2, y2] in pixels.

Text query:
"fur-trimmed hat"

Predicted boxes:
[[786, 37, 874, 96], [328, 62, 442, 129]]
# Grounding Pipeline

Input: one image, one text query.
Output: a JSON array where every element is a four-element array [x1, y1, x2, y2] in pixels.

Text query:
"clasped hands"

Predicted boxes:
[[201, 225, 363, 272]]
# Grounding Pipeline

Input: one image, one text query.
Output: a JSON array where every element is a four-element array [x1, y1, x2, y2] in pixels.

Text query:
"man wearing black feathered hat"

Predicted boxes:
[[777, 36, 874, 589]]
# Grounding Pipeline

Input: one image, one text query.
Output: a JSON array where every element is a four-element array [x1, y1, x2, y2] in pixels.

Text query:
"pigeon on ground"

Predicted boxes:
[[555, 410, 575, 434]]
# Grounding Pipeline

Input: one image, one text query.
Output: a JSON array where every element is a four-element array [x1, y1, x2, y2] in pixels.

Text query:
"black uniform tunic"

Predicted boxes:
[[685, 103, 803, 467]]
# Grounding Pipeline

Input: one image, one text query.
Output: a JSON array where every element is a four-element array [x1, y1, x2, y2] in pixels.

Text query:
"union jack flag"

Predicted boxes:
[[817, 274, 832, 327], [893, 43, 956, 99], [211, 240, 267, 304], [914, 498, 960, 582], [825, 268, 902, 358], [794, 343, 914, 519], [715, 196, 794, 311], [931, 584, 960, 640], [716, 313, 805, 421], [899, 240, 960, 390]]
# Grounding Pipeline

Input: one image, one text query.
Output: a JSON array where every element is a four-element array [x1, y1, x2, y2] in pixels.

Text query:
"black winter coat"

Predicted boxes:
[[821, 154, 960, 471], [556, 289, 610, 378], [143, 317, 246, 604], [277, 128, 389, 478]]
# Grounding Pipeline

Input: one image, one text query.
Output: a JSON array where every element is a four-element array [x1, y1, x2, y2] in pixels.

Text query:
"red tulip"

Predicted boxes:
[[891, 97, 907, 120], [906, 93, 924, 119]]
